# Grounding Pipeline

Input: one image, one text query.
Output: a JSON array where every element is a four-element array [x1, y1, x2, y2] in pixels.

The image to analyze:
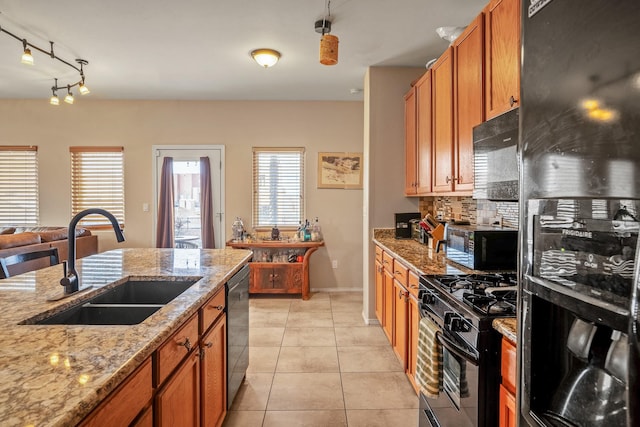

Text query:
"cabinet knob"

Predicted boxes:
[[178, 337, 192, 352], [204, 341, 213, 349], [215, 305, 224, 311], [510, 96, 519, 107]]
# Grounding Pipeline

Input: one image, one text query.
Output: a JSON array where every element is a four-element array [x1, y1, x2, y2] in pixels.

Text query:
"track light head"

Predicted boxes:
[[79, 82, 90, 95], [21, 40, 34, 65], [64, 86, 74, 104]]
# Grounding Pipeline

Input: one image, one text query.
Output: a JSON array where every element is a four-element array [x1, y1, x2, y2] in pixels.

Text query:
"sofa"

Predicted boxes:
[[0, 226, 98, 277]]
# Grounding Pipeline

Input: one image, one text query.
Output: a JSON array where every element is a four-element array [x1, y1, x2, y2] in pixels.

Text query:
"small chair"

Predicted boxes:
[[0, 247, 60, 279]]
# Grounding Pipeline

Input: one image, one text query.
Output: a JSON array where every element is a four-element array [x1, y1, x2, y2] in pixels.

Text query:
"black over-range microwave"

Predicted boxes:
[[472, 108, 519, 201], [446, 224, 518, 271]]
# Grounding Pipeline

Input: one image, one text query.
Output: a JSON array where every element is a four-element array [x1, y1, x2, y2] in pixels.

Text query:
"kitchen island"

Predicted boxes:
[[0, 247, 251, 427]]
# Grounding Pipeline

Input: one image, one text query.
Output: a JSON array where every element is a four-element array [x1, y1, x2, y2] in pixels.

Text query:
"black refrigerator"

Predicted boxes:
[[519, 1, 640, 426]]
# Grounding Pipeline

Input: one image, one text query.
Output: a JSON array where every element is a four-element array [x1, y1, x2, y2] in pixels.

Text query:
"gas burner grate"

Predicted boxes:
[[462, 292, 517, 316], [435, 273, 518, 293]]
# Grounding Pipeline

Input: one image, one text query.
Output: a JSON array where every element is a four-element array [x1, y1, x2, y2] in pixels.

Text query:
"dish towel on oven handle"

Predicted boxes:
[[415, 316, 443, 398]]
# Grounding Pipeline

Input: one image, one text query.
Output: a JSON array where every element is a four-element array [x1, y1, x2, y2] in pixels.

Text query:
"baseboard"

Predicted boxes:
[[362, 313, 380, 326], [310, 287, 363, 293]]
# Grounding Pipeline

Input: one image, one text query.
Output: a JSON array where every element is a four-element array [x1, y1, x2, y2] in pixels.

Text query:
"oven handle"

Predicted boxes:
[[436, 331, 479, 366]]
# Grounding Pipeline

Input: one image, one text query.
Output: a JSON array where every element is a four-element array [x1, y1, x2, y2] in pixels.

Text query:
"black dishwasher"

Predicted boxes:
[[226, 264, 249, 408]]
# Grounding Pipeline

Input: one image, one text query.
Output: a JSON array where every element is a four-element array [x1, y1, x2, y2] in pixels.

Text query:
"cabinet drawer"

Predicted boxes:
[[408, 271, 420, 298], [382, 251, 394, 271], [200, 287, 226, 334], [501, 337, 517, 394], [156, 313, 199, 386], [392, 261, 409, 286], [80, 358, 152, 427], [375, 245, 383, 263]]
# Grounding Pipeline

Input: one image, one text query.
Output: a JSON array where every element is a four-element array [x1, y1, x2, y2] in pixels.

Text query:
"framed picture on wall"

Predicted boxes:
[[317, 152, 363, 189]]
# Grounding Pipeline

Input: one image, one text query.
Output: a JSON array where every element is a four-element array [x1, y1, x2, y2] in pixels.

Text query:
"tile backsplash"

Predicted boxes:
[[419, 196, 519, 229]]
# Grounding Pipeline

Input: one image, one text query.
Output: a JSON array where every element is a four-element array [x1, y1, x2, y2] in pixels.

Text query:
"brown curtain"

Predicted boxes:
[[200, 156, 215, 248], [156, 157, 175, 248]]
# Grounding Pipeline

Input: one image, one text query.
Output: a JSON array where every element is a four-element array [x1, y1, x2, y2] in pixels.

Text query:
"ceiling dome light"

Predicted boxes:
[[251, 49, 281, 68]]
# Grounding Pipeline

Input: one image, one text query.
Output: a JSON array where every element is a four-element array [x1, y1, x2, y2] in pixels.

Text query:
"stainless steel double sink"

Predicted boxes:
[[24, 279, 200, 325]]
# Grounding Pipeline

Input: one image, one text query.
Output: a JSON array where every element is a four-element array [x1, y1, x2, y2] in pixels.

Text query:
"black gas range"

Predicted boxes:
[[417, 272, 517, 427]]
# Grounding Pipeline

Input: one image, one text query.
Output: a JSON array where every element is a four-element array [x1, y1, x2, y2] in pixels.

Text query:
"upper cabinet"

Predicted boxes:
[[403, 0, 520, 196], [404, 70, 432, 196], [453, 13, 485, 193], [484, 0, 521, 120], [431, 47, 454, 193]]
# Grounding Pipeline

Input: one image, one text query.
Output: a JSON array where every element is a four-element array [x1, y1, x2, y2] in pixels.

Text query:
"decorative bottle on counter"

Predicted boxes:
[[311, 217, 323, 242], [271, 225, 280, 240], [304, 219, 311, 242], [232, 217, 245, 242]]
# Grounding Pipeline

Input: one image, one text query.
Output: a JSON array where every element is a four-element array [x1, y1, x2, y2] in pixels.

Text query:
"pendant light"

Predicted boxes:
[[316, 0, 338, 66], [21, 40, 34, 65]]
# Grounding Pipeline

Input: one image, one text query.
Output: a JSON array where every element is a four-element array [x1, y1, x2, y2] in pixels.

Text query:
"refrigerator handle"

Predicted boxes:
[[627, 234, 640, 425]]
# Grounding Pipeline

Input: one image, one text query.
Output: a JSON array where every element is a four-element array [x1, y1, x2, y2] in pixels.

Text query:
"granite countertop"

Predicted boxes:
[[372, 228, 474, 275], [0, 247, 252, 427], [493, 318, 517, 344]]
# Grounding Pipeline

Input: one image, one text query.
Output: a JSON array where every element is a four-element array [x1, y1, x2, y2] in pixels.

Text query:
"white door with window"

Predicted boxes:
[[153, 145, 225, 248]]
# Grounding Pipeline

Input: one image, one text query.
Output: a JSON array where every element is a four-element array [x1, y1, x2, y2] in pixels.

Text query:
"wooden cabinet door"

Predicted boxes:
[[156, 351, 201, 427], [392, 280, 408, 368], [201, 315, 227, 427], [485, 0, 521, 119], [453, 13, 484, 193], [383, 267, 394, 342], [375, 259, 384, 324], [406, 295, 420, 393], [499, 384, 517, 427], [404, 87, 418, 195], [415, 70, 432, 194], [251, 264, 273, 292], [80, 359, 153, 427], [431, 47, 455, 193]]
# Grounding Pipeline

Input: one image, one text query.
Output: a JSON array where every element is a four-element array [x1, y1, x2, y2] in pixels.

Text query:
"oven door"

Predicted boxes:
[[418, 328, 480, 426]]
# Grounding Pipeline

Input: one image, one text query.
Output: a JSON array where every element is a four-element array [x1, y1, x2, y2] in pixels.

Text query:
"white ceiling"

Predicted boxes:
[[0, 0, 486, 101]]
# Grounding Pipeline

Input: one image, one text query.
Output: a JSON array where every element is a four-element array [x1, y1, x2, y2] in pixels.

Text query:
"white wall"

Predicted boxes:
[[362, 67, 426, 322], [0, 99, 364, 291]]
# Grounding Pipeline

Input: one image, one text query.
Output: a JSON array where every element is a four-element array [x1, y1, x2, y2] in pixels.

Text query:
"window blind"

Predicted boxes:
[[70, 146, 125, 228], [252, 147, 304, 228], [0, 146, 39, 226]]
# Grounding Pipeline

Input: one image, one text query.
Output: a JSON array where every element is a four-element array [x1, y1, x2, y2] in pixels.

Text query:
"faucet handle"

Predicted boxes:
[[62, 260, 67, 277]]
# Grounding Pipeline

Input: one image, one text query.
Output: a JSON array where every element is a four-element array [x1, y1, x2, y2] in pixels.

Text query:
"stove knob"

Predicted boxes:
[[422, 292, 436, 305], [446, 313, 471, 332]]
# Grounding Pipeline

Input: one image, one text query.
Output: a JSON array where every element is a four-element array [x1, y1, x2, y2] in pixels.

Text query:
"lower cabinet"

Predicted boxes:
[[156, 351, 201, 427], [80, 358, 153, 427], [406, 294, 420, 392], [201, 315, 227, 427], [499, 337, 517, 427], [392, 278, 409, 367], [79, 285, 230, 427], [251, 263, 303, 293], [499, 383, 517, 427], [374, 244, 420, 395], [374, 259, 384, 324]]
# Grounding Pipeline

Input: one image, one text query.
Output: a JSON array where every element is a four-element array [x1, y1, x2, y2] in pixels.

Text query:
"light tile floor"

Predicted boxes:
[[223, 292, 419, 427]]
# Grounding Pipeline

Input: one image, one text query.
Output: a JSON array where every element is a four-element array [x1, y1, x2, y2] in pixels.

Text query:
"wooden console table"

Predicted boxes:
[[226, 240, 324, 300]]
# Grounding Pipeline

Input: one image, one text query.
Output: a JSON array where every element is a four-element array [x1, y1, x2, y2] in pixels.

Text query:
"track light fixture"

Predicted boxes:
[[0, 22, 90, 105]]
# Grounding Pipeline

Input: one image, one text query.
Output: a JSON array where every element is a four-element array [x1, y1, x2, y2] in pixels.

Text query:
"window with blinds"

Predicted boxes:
[[70, 146, 125, 228], [0, 146, 39, 226], [252, 147, 304, 228]]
